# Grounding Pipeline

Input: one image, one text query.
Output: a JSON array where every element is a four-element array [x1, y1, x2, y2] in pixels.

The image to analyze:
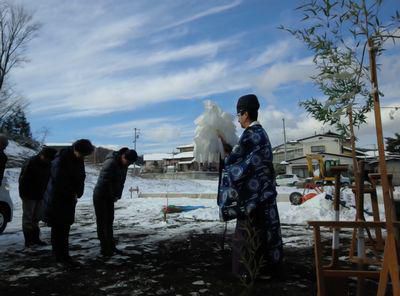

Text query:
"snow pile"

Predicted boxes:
[[5, 140, 37, 167], [5, 140, 36, 158], [280, 192, 358, 224], [194, 100, 238, 163]]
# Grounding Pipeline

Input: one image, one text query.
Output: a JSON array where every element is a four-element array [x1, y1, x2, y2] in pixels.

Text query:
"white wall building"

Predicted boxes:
[[273, 132, 365, 177]]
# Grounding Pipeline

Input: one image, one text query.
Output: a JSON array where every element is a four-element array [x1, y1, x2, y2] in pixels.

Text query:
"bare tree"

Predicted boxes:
[[0, 86, 25, 123], [0, 1, 40, 91], [35, 126, 50, 147]]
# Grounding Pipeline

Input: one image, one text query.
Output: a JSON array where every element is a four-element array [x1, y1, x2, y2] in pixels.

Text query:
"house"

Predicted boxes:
[[143, 153, 172, 173], [143, 143, 212, 173], [165, 144, 199, 172], [367, 155, 400, 186], [273, 132, 366, 177]]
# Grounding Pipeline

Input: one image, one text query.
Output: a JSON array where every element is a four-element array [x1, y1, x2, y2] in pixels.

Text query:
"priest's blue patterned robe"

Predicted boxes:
[[218, 123, 283, 276]]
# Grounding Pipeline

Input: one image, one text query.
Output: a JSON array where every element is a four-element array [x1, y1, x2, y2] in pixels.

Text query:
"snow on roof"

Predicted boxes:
[[174, 151, 194, 158], [178, 160, 195, 164], [363, 150, 396, 158], [287, 152, 359, 162], [128, 164, 141, 168], [342, 146, 367, 155], [143, 153, 172, 161], [176, 143, 194, 149], [273, 132, 343, 149]]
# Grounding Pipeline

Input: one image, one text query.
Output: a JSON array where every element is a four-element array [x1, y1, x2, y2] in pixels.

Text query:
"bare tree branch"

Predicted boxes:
[[0, 1, 40, 91]]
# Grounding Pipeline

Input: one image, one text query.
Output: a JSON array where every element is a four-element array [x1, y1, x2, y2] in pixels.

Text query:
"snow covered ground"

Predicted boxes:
[[2, 164, 394, 251], [0, 143, 397, 295], [0, 141, 397, 274]]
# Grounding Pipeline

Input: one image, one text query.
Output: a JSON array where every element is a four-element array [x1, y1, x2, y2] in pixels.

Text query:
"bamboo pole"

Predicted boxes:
[[367, 37, 399, 296]]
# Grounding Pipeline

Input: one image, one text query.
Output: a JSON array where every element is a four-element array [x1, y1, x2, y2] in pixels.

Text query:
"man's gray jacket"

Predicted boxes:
[[94, 152, 128, 201]]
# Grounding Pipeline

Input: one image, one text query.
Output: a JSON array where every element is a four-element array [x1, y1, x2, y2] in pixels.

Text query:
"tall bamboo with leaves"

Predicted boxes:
[[280, 0, 399, 172], [281, 0, 400, 212], [281, 1, 400, 294]]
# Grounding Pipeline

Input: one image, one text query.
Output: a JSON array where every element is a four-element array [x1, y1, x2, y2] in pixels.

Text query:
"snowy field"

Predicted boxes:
[[1, 164, 394, 253], [0, 145, 397, 295]]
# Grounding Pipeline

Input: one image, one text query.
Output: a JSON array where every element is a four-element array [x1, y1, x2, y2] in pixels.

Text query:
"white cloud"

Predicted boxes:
[[258, 100, 400, 149], [160, 0, 242, 31], [145, 124, 183, 143], [258, 105, 325, 147], [90, 117, 194, 143], [10, 0, 247, 118], [357, 101, 400, 147], [8, 0, 400, 154], [247, 40, 294, 68], [91, 118, 176, 138], [254, 57, 316, 101], [31, 62, 249, 118]]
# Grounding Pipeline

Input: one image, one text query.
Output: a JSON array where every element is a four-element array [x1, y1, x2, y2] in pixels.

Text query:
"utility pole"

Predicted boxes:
[[282, 118, 287, 161], [133, 128, 140, 150]]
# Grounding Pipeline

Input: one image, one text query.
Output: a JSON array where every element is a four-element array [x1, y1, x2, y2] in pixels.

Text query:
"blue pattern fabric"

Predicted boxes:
[[218, 124, 277, 221], [217, 123, 283, 271]]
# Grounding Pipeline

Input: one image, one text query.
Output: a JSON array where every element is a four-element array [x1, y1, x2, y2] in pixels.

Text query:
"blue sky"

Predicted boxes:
[[9, 0, 400, 154]]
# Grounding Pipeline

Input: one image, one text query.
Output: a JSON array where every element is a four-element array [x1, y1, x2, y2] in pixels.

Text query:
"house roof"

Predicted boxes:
[[178, 159, 195, 165], [176, 143, 194, 149], [368, 156, 400, 163], [342, 146, 367, 155], [362, 150, 398, 158], [286, 152, 359, 162], [272, 132, 346, 149], [174, 151, 194, 158], [128, 164, 141, 168], [164, 151, 194, 159], [143, 153, 172, 161]]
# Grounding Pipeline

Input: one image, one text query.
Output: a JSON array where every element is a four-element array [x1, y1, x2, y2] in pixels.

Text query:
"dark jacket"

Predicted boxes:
[[19, 155, 51, 200], [0, 151, 7, 186], [93, 151, 128, 201], [43, 147, 86, 225]]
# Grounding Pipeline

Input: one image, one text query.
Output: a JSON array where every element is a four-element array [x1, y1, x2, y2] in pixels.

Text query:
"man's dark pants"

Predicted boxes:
[[22, 199, 44, 246], [51, 224, 71, 260], [93, 195, 115, 255]]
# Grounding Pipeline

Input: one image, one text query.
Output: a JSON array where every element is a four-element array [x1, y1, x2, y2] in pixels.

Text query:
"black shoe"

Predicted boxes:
[[34, 240, 47, 246], [24, 242, 34, 248], [100, 249, 113, 257], [64, 257, 81, 268], [113, 248, 125, 255]]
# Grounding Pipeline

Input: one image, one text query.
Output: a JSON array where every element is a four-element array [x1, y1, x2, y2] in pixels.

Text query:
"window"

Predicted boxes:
[[311, 145, 325, 153]]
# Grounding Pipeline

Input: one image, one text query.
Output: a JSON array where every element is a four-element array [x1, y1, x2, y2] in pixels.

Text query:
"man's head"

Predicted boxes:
[[118, 147, 138, 167], [39, 146, 58, 163], [0, 134, 9, 151], [236, 94, 259, 128], [72, 139, 94, 159]]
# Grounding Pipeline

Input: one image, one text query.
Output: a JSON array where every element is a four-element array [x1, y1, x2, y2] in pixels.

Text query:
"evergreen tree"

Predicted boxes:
[[1, 106, 31, 138], [14, 106, 31, 137], [385, 133, 400, 154]]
